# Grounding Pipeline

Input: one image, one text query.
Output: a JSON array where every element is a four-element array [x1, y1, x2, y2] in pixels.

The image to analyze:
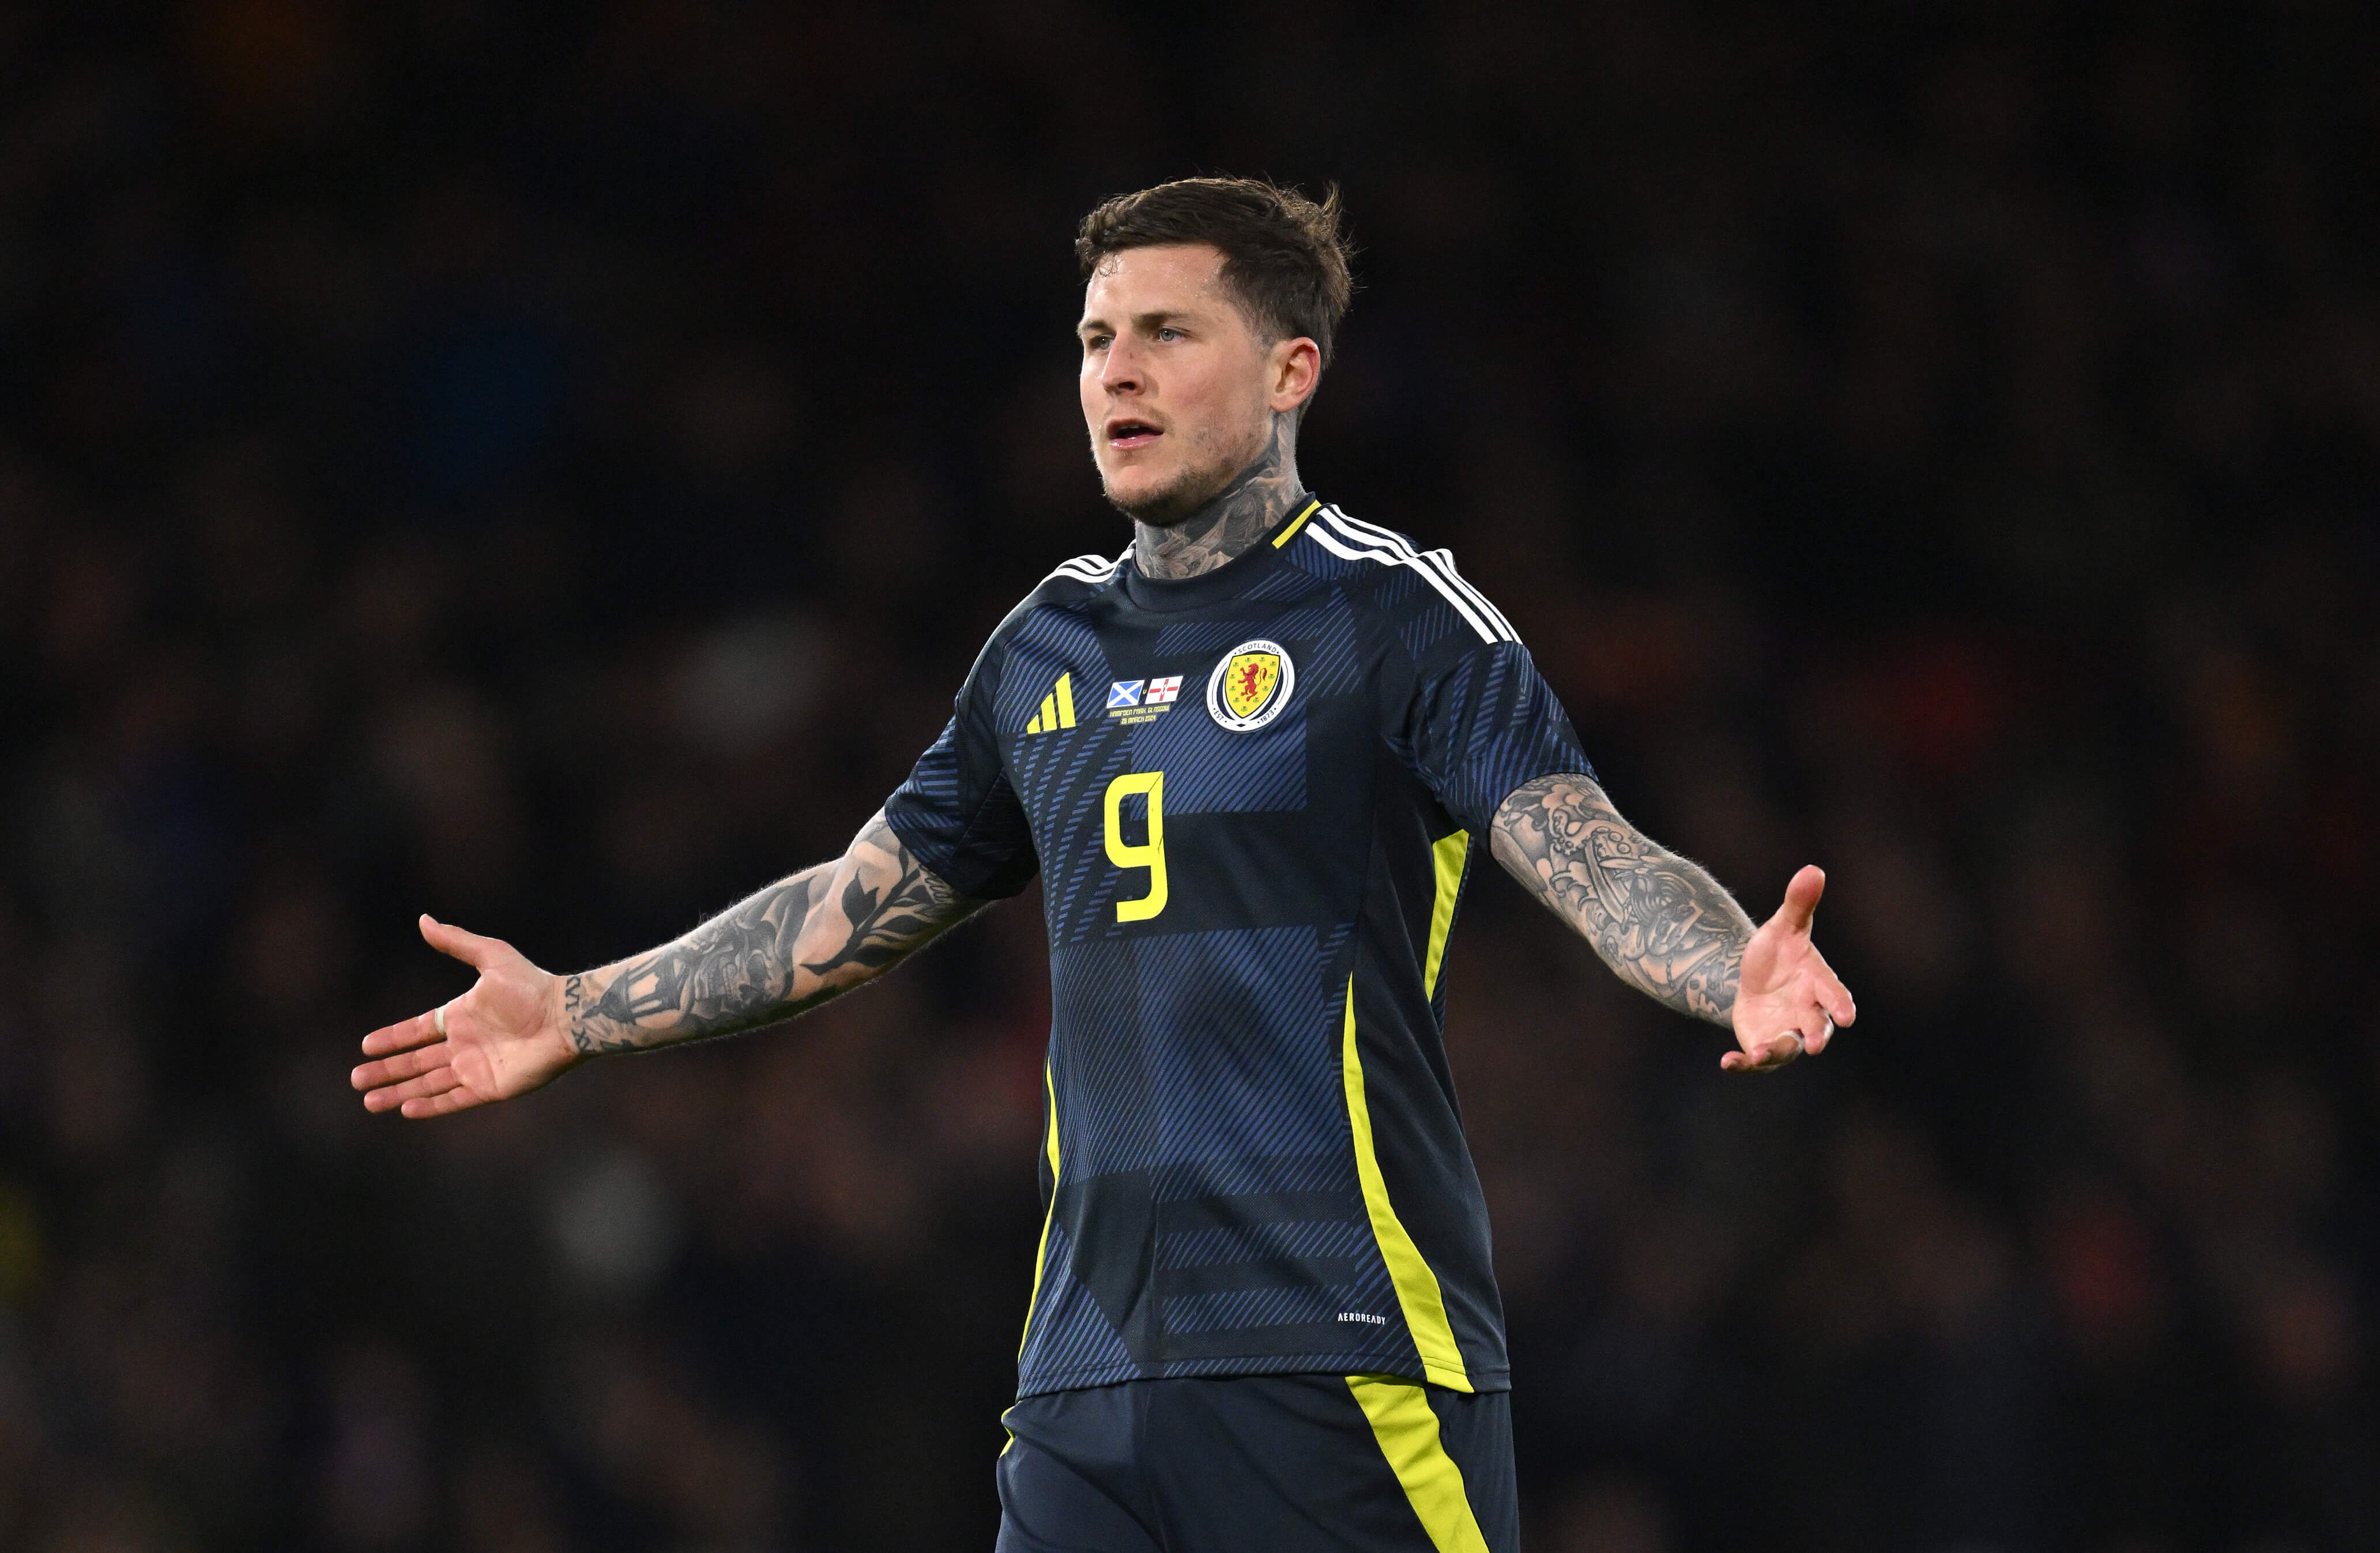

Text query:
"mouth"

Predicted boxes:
[[1105, 417, 1163, 451]]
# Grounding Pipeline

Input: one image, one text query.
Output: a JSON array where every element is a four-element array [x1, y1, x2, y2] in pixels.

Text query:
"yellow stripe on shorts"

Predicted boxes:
[[1345, 1374, 1491, 1553]]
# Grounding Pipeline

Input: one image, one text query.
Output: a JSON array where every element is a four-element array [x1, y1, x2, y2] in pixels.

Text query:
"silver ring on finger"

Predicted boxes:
[[435, 1002, 450, 1039]]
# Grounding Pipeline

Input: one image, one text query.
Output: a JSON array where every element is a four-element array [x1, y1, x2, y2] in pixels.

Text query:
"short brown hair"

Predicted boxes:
[[1076, 177, 1356, 369]]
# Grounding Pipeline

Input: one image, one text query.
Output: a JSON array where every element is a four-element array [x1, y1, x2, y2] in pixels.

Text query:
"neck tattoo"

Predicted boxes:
[[1133, 415, 1305, 581]]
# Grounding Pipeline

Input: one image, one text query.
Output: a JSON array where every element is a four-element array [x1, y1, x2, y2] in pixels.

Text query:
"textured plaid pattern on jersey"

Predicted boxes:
[[887, 500, 1592, 1398]]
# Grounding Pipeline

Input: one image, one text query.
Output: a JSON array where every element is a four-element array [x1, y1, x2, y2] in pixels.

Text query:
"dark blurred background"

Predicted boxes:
[[3, 2, 2378, 1549]]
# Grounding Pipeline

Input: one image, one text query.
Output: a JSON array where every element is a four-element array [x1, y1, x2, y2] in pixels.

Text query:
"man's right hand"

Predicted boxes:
[[352, 915, 579, 1119]]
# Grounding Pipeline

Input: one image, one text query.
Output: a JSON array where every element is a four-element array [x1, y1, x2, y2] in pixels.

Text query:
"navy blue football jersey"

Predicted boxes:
[[886, 499, 1594, 1399]]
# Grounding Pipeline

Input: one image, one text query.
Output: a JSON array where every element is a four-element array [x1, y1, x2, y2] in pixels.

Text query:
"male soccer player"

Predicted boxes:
[[354, 178, 1855, 1552]]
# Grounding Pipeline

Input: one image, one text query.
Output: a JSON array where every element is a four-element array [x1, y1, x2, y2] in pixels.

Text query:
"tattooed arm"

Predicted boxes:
[[1489, 773, 1856, 1072], [351, 811, 985, 1118], [560, 811, 980, 1054]]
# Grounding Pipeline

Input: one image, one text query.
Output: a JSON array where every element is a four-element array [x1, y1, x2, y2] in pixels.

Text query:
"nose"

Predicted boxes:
[[1098, 336, 1144, 397]]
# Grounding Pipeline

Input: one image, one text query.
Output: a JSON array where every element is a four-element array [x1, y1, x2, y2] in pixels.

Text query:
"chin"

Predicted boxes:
[[1102, 460, 1221, 525]]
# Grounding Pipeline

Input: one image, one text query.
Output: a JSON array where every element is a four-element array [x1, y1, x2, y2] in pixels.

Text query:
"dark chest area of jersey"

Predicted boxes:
[[994, 585, 1386, 950]]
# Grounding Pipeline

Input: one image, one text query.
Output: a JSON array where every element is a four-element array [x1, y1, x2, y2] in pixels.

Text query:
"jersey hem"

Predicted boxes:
[[1016, 1356, 1512, 1401]]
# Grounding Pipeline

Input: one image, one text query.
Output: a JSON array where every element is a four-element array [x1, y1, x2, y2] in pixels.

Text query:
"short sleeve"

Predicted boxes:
[[884, 636, 1038, 900], [1406, 639, 1594, 837]]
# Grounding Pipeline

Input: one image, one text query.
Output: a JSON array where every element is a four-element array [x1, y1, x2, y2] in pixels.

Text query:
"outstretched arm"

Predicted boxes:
[[1488, 772, 1855, 1072], [561, 811, 978, 1053], [352, 811, 986, 1118]]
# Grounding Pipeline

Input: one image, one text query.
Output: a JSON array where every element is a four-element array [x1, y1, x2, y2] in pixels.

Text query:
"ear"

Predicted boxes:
[[1267, 336, 1322, 415]]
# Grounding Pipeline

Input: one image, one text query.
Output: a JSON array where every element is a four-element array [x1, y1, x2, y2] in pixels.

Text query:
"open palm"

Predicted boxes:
[[351, 915, 578, 1118], [1722, 865, 1857, 1073]]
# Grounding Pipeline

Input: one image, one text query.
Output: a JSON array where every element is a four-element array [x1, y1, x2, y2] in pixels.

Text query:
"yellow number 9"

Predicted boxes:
[[1103, 771, 1168, 922]]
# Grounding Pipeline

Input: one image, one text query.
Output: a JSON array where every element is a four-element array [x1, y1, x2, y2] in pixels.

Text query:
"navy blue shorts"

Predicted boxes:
[[995, 1374, 1517, 1553]]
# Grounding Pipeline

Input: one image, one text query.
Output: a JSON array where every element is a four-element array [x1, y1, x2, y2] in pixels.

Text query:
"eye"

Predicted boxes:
[[1156, 327, 1183, 342], [1084, 334, 1112, 352]]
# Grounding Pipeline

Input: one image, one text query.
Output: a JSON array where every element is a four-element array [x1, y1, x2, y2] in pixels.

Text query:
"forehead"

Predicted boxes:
[[1079, 243, 1233, 321]]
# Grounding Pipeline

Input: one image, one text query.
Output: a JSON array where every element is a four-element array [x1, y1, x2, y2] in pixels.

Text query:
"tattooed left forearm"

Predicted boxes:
[[562, 812, 985, 1056], [1489, 774, 1752, 1024]]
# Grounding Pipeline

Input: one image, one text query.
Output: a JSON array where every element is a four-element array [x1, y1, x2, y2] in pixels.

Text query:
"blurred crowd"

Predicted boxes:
[[2, 2, 2377, 1550]]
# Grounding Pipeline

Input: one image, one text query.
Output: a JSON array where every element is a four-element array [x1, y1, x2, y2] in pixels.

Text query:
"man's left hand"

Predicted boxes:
[[1723, 865, 1856, 1073]]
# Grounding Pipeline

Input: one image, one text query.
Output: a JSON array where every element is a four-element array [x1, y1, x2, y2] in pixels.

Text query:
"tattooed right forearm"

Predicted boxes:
[[563, 812, 985, 1056]]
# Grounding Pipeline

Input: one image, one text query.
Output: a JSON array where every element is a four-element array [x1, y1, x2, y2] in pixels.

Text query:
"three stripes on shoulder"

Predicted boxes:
[[1047, 552, 1125, 589], [1302, 507, 1517, 646]]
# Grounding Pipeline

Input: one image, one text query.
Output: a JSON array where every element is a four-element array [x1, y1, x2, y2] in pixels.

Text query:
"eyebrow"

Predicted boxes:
[[1077, 308, 1201, 338]]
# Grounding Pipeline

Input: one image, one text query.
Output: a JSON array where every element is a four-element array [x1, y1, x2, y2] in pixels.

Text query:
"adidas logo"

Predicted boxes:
[[1023, 673, 1078, 735]]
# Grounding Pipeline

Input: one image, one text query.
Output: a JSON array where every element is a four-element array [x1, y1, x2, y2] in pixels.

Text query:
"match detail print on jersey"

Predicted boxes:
[[1207, 638, 1296, 731], [1105, 674, 1183, 726]]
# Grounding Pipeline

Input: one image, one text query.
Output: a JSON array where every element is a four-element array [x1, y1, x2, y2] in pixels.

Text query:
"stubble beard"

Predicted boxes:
[[1100, 422, 1269, 527]]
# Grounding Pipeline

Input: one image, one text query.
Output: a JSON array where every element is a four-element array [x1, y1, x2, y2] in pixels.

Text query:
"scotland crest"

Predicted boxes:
[[1207, 639, 1294, 731]]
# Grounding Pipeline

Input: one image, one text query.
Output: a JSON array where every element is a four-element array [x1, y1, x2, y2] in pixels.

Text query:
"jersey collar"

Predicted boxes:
[[1119, 494, 1318, 614]]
